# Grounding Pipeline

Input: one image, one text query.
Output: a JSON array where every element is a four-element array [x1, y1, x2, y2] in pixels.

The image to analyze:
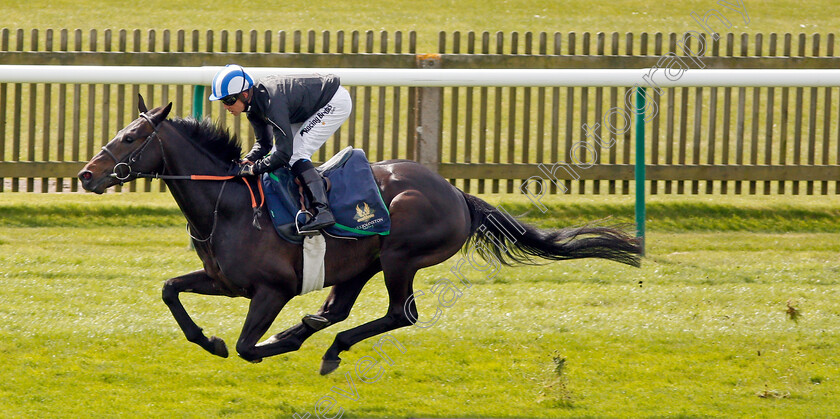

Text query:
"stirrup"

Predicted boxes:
[[298, 220, 334, 235], [294, 209, 321, 236]]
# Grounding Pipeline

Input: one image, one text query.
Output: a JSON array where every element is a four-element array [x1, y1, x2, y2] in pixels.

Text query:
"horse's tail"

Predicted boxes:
[[461, 192, 643, 267]]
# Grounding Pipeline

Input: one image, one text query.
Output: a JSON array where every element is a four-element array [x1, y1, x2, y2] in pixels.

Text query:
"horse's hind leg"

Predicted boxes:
[[254, 264, 380, 355], [320, 263, 418, 375], [161, 270, 232, 358], [317, 185, 470, 374]]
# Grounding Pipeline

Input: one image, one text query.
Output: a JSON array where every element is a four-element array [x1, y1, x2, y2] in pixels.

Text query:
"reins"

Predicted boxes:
[[165, 174, 265, 241], [132, 171, 265, 226]]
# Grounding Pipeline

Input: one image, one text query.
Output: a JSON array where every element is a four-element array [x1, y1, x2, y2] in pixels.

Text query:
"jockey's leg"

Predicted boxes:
[[293, 160, 335, 233], [288, 86, 352, 167], [288, 87, 352, 234]]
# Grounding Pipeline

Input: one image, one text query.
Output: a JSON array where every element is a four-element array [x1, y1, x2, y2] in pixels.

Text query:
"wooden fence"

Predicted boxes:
[[1, 28, 840, 195]]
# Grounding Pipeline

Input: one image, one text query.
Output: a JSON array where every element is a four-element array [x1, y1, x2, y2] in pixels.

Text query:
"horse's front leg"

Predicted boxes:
[[161, 270, 232, 358], [235, 284, 290, 363]]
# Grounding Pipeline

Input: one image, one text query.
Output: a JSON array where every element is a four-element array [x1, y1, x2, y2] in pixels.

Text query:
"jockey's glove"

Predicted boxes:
[[252, 159, 272, 175], [230, 161, 256, 177]]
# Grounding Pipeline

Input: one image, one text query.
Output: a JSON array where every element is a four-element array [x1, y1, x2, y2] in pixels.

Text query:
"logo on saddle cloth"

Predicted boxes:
[[353, 202, 376, 222]]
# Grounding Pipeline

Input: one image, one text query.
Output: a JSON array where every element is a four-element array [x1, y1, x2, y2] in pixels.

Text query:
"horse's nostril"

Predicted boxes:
[[79, 171, 93, 181]]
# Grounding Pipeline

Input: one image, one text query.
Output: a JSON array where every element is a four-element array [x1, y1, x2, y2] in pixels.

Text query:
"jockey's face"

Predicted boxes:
[[223, 92, 247, 116]]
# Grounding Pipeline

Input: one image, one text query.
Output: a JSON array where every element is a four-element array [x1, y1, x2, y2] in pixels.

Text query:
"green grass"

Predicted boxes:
[[0, 192, 184, 227], [3, 1, 840, 417], [1, 192, 839, 417], [4, 192, 840, 231], [2, 0, 831, 51]]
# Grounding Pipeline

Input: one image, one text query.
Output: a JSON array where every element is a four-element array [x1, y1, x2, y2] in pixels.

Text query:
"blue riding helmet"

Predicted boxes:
[[208, 64, 254, 101]]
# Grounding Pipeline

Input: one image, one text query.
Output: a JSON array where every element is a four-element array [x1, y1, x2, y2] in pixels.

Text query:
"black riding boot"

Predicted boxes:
[[297, 167, 335, 233]]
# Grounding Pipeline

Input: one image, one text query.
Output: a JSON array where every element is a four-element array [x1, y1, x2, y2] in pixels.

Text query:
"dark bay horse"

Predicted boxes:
[[78, 97, 642, 375]]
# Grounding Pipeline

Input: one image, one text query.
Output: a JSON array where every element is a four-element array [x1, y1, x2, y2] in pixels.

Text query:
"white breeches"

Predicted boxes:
[[287, 86, 352, 166]]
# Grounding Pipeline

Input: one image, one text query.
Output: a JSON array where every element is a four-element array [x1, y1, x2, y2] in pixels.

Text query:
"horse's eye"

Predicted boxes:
[[124, 136, 135, 143]]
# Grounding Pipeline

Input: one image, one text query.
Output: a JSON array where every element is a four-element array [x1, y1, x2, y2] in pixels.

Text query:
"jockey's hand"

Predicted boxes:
[[230, 161, 256, 177]]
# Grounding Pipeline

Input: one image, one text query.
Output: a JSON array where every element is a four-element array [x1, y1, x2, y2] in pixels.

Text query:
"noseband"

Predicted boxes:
[[100, 112, 161, 182]]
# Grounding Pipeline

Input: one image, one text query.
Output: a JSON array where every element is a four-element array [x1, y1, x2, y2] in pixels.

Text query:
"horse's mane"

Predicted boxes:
[[168, 117, 242, 163]]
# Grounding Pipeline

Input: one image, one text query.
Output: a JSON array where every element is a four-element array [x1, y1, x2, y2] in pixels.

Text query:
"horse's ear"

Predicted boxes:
[[160, 102, 173, 120], [148, 102, 173, 125], [138, 94, 148, 113]]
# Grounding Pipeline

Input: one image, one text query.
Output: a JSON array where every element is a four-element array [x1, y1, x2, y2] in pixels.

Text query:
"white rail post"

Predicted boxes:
[[414, 54, 443, 173]]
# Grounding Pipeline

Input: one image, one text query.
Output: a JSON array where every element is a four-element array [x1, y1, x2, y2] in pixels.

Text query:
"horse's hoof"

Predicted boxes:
[[320, 358, 341, 375], [303, 314, 331, 331], [209, 336, 229, 358]]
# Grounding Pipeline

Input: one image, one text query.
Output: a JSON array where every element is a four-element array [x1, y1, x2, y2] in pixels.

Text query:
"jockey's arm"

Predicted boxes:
[[244, 114, 274, 162], [246, 114, 293, 174]]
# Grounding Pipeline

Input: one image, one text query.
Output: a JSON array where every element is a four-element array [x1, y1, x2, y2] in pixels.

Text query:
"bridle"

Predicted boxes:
[[100, 112, 162, 182], [99, 112, 265, 243]]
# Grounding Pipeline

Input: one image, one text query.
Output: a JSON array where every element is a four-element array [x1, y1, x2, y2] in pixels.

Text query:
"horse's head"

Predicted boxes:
[[79, 95, 172, 194]]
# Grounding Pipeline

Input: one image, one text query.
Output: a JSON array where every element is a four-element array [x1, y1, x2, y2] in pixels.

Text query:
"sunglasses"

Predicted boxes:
[[220, 95, 238, 106]]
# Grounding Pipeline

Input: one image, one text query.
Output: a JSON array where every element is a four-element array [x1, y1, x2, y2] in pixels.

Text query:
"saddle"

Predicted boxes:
[[262, 147, 391, 244]]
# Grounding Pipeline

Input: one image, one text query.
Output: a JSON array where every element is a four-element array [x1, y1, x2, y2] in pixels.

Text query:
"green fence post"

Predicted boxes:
[[188, 84, 206, 251], [635, 86, 646, 255], [192, 85, 205, 119]]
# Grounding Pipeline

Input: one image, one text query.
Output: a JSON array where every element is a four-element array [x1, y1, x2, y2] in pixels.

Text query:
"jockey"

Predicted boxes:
[[209, 64, 353, 233]]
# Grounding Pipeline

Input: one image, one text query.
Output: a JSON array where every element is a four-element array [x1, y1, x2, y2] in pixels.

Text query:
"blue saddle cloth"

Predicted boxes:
[[261, 147, 390, 244]]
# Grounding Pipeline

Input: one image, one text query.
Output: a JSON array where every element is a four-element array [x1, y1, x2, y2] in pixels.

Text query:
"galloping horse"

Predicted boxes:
[[78, 97, 642, 375]]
